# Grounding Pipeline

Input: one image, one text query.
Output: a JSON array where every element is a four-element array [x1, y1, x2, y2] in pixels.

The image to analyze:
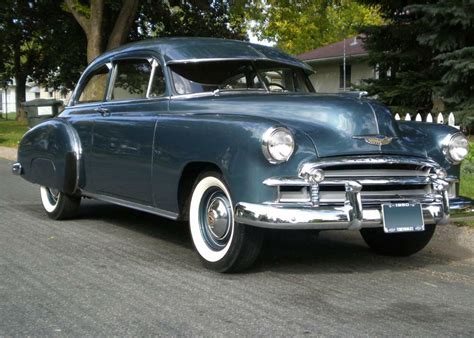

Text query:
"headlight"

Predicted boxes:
[[262, 127, 295, 164], [445, 133, 469, 163]]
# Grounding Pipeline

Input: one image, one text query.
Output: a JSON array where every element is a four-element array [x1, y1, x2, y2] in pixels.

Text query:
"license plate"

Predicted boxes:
[[382, 203, 424, 233]]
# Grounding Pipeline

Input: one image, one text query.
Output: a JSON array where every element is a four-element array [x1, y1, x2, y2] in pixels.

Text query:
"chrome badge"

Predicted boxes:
[[352, 134, 395, 146]]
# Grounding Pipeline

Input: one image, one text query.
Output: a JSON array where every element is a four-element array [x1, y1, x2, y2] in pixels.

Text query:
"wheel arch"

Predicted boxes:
[[177, 161, 223, 221]]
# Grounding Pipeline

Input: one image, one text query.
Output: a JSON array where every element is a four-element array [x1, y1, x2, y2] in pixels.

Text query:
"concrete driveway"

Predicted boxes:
[[0, 158, 473, 336]]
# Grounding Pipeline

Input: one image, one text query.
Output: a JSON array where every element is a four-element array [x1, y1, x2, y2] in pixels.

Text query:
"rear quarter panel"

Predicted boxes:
[[17, 118, 81, 194]]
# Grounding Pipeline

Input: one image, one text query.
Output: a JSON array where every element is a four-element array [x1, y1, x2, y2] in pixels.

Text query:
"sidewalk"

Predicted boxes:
[[0, 146, 17, 161]]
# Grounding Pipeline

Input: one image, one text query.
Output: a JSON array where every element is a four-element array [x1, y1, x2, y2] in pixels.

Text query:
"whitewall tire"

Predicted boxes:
[[40, 186, 81, 220], [189, 172, 263, 272]]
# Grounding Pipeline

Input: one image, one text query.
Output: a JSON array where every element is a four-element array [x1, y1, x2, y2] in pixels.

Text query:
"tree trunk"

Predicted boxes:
[[107, 0, 140, 50], [87, 0, 104, 63], [15, 73, 27, 121], [66, 0, 137, 63], [65, 0, 105, 63]]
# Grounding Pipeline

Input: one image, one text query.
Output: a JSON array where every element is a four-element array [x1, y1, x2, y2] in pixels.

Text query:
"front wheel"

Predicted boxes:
[[360, 224, 436, 256], [40, 186, 81, 220], [189, 172, 263, 272]]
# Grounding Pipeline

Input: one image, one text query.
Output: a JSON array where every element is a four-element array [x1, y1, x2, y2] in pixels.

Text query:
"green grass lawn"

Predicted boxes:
[[0, 118, 28, 148], [460, 173, 474, 199]]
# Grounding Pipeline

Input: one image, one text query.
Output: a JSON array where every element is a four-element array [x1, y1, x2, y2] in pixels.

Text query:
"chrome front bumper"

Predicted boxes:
[[236, 156, 474, 230], [235, 197, 474, 231]]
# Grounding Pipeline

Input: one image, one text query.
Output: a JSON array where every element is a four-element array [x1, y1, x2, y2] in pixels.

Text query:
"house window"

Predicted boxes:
[[49, 91, 53, 98], [35, 92, 40, 99], [339, 64, 351, 89]]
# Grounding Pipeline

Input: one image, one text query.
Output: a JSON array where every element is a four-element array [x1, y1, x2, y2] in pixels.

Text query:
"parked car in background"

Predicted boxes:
[[12, 38, 473, 272]]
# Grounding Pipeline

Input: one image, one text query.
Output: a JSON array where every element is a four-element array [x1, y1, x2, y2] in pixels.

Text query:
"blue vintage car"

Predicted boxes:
[[13, 38, 473, 272]]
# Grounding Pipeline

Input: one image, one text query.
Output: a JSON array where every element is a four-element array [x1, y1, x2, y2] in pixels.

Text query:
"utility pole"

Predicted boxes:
[[343, 38, 346, 91], [4, 83, 8, 121]]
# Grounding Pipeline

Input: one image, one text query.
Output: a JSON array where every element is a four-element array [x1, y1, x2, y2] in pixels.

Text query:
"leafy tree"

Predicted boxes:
[[409, 0, 474, 131], [0, 0, 86, 119], [358, 0, 474, 124], [136, 1, 246, 41], [65, 0, 245, 64], [65, 0, 140, 63], [357, 0, 438, 115], [235, 0, 382, 55]]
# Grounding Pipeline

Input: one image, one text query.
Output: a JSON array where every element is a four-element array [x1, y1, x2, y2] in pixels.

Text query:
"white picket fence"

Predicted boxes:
[[394, 112, 459, 129]]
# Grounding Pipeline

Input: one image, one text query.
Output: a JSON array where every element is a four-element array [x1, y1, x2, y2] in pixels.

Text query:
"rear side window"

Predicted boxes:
[[78, 65, 110, 103], [111, 60, 152, 101]]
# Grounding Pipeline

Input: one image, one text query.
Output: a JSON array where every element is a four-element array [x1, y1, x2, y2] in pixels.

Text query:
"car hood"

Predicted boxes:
[[193, 93, 428, 158]]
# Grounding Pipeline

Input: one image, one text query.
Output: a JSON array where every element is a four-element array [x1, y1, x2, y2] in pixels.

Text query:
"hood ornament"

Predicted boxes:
[[353, 134, 396, 146]]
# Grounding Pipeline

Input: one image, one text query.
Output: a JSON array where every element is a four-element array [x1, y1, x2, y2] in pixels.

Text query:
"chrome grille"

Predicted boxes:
[[264, 156, 445, 205]]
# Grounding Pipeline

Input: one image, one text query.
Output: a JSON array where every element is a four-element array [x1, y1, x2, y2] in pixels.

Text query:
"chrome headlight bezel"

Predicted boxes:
[[443, 132, 469, 164], [261, 127, 295, 164]]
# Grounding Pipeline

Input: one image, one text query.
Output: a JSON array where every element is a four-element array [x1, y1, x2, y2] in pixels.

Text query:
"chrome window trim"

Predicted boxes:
[[81, 191, 179, 220]]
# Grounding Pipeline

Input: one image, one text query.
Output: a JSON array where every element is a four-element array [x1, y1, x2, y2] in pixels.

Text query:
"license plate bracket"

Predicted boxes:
[[382, 203, 424, 233]]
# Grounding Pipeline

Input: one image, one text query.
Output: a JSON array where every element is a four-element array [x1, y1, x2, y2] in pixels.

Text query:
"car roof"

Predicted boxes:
[[90, 37, 313, 73]]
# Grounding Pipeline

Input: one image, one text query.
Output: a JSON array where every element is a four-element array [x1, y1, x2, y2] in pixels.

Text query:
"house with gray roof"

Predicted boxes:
[[297, 36, 375, 93]]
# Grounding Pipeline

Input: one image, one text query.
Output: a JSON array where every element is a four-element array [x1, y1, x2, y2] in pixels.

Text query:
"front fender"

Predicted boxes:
[[152, 113, 317, 213], [398, 121, 462, 177], [16, 118, 81, 194]]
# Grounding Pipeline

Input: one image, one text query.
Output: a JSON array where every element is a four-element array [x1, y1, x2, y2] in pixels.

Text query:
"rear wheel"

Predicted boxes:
[[189, 172, 263, 272], [360, 224, 436, 256], [40, 186, 81, 220]]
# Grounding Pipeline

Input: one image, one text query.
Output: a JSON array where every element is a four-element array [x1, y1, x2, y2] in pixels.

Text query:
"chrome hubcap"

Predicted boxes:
[[200, 189, 233, 250], [47, 188, 60, 204], [207, 197, 231, 239]]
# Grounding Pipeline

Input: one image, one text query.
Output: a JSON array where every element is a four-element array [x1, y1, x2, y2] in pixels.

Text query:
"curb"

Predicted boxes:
[[0, 146, 17, 161]]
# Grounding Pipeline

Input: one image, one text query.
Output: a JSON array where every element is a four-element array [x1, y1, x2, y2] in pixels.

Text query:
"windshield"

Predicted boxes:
[[169, 60, 314, 95]]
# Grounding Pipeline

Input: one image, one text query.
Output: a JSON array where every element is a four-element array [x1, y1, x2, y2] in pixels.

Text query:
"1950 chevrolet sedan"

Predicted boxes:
[[13, 38, 473, 272]]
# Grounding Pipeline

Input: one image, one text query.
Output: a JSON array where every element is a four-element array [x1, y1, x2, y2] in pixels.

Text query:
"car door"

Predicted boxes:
[[66, 62, 113, 190], [90, 57, 168, 205]]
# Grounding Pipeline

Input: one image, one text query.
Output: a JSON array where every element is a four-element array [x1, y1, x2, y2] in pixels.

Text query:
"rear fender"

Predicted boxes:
[[17, 119, 81, 194]]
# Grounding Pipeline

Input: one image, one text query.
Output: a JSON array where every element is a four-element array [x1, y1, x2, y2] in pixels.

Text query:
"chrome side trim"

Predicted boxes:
[[81, 191, 179, 220]]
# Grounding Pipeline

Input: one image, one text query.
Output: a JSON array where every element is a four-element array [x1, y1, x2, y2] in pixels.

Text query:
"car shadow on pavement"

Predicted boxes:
[[78, 199, 193, 249], [18, 199, 473, 274]]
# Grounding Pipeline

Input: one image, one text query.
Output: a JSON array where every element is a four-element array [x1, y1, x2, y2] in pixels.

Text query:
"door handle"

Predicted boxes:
[[95, 107, 110, 117]]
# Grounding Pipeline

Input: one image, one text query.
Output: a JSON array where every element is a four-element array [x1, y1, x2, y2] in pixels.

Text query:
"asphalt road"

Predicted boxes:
[[1, 158, 474, 336]]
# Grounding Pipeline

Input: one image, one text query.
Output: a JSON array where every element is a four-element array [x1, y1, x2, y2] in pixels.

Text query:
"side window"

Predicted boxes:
[[78, 65, 110, 103], [111, 59, 151, 101], [149, 63, 166, 98]]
